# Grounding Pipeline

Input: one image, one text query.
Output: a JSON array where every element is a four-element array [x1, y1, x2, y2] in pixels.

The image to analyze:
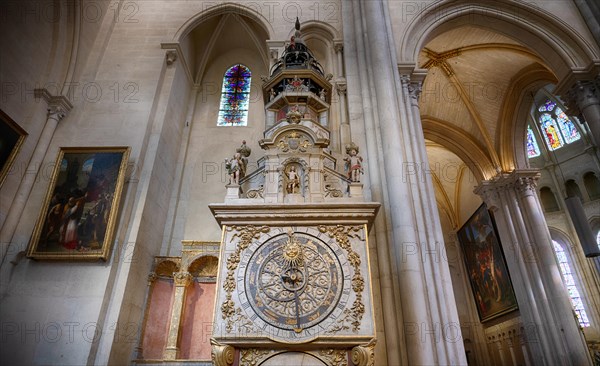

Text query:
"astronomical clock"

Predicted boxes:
[[210, 19, 379, 366]]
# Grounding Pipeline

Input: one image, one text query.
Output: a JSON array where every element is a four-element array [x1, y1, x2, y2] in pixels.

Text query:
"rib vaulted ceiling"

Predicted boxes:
[[420, 25, 556, 228]]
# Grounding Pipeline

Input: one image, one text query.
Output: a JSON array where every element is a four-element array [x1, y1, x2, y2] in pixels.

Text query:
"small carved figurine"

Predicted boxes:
[[344, 143, 364, 182], [225, 153, 243, 185], [319, 88, 326, 101], [269, 88, 276, 101], [285, 166, 300, 194], [236, 140, 251, 179]]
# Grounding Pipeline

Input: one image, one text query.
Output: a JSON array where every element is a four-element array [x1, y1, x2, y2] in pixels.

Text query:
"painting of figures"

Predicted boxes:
[[27, 147, 130, 260], [457, 203, 518, 322], [0, 109, 27, 186]]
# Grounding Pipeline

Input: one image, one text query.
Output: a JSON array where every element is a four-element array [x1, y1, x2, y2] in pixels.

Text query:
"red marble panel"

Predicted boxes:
[[179, 282, 216, 360], [141, 278, 174, 359]]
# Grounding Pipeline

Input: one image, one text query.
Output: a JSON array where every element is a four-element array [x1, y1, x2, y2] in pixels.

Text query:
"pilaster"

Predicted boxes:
[[164, 271, 193, 360]]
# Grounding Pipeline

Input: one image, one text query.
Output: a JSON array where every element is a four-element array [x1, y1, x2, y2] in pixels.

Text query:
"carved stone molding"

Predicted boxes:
[[211, 339, 235, 366], [334, 42, 344, 54], [34, 88, 73, 120], [351, 338, 376, 366], [166, 50, 178, 66], [319, 349, 349, 366], [240, 348, 275, 366], [336, 81, 347, 96]]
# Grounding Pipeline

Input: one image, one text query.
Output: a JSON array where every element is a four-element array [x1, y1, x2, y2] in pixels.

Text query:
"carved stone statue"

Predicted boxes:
[[319, 88, 326, 101], [225, 153, 243, 185], [269, 88, 276, 101], [285, 166, 300, 194], [236, 140, 252, 178], [344, 143, 364, 182]]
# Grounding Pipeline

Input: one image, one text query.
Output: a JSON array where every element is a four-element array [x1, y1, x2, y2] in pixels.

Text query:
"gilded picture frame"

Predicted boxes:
[[457, 203, 518, 322], [0, 109, 28, 187], [27, 147, 130, 261]]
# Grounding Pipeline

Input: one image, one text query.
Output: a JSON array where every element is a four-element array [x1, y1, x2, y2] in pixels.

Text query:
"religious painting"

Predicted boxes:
[[27, 147, 130, 260], [458, 203, 518, 322], [0, 109, 27, 186]]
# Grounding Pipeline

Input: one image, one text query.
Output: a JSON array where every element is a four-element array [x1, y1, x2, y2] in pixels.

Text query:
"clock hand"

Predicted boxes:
[[293, 288, 302, 333]]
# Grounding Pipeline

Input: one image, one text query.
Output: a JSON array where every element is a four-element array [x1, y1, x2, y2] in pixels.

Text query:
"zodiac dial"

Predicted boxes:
[[239, 228, 350, 342]]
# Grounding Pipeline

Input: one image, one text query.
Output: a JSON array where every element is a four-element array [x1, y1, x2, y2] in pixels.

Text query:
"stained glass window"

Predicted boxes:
[[526, 126, 541, 158], [552, 240, 590, 327], [217, 64, 251, 126], [536, 99, 581, 151], [555, 107, 581, 144]]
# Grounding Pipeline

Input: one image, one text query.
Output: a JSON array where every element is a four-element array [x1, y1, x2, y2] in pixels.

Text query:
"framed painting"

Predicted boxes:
[[457, 203, 518, 322], [27, 147, 130, 260], [0, 109, 28, 186]]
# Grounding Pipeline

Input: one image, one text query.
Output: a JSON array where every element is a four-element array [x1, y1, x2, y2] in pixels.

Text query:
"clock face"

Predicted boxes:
[[238, 228, 351, 342]]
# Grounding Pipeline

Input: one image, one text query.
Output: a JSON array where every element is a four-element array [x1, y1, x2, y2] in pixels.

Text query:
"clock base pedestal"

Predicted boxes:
[[211, 339, 376, 366]]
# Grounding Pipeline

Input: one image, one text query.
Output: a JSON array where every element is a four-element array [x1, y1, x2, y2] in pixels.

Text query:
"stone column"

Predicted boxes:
[[336, 81, 350, 148], [496, 339, 507, 366], [164, 271, 192, 359], [475, 171, 592, 365], [0, 89, 72, 262], [519, 329, 532, 366], [357, 0, 467, 364], [334, 41, 344, 77], [565, 78, 600, 146], [515, 173, 591, 365]]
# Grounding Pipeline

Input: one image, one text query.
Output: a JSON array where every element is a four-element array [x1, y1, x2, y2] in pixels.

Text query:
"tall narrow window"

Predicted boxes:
[[217, 64, 251, 126], [537, 99, 581, 151], [552, 240, 590, 327], [526, 125, 541, 158]]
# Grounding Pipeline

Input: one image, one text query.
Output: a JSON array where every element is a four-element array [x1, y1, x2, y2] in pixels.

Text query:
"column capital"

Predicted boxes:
[[335, 81, 347, 96], [173, 271, 193, 287], [399, 74, 423, 104], [147, 272, 158, 285], [474, 169, 541, 206], [34, 88, 72, 121], [564, 78, 599, 113], [333, 40, 344, 54]]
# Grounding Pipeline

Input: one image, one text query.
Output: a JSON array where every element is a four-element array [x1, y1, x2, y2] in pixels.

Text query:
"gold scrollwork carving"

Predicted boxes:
[[318, 349, 349, 366], [351, 338, 376, 366], [221, 225, 270, 332], [318, 225, 365, 333], [240, 348, 275, 366], [211, 339, 235, 366]]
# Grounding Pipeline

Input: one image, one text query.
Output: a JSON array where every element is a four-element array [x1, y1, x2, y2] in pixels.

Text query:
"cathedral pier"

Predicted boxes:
[[565, 78, 600, 145], [351, 0, 467, 364], [476, 171, 592, 365]]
